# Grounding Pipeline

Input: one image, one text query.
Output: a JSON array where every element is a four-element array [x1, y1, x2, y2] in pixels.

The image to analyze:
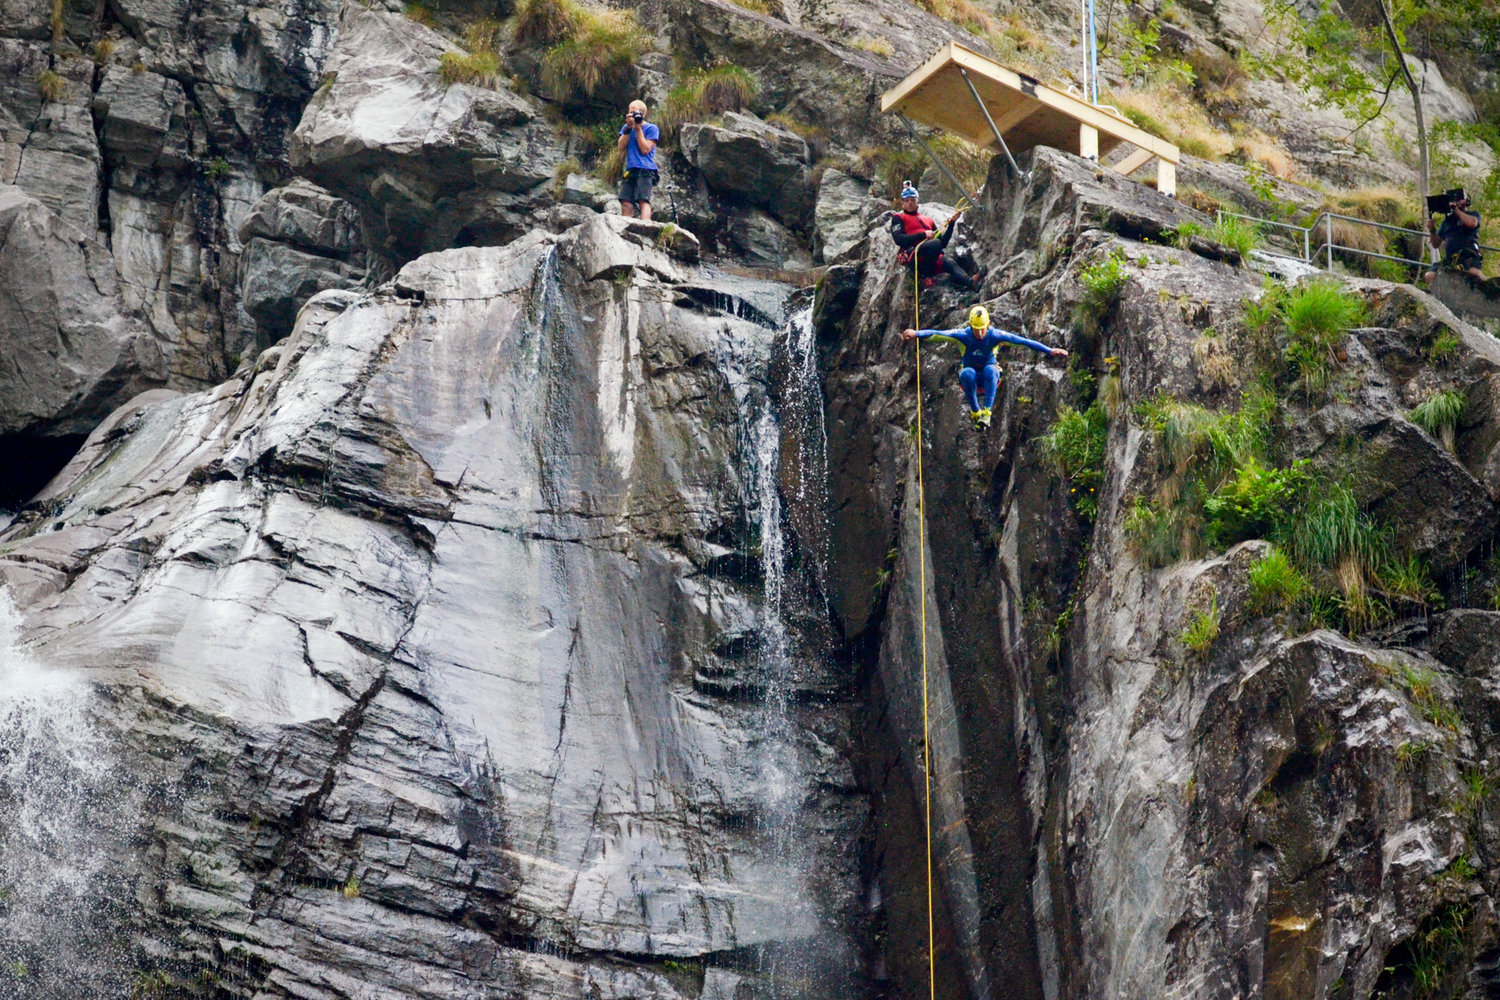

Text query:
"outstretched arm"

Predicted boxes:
[[901, 327, 965, 344], [995, 330, 1068, 357]]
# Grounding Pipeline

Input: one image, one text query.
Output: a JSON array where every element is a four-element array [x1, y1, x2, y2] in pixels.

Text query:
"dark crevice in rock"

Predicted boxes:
[[0, 431, 86, 507]]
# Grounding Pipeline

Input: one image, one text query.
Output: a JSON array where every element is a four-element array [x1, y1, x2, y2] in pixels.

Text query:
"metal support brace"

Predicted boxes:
[[958, 67, 1025, 180], [899, 114, 979, 206]]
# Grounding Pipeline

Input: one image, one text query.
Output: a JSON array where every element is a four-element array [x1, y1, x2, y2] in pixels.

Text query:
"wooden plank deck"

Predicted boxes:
[[881, 42, 1180, 196]]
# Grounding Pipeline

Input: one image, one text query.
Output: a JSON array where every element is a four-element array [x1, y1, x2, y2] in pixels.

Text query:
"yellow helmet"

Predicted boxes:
[[968, 305, 990, 330]]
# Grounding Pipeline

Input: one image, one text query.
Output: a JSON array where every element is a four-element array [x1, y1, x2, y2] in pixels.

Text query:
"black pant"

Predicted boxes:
[[915, 238, 975, 286]]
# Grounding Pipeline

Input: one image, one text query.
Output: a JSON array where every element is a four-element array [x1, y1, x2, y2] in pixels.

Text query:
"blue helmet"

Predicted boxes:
[[901, 181, 919, 200]]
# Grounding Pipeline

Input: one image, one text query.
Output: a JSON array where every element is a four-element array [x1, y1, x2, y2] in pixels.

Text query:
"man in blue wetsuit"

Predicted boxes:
[[901, 305, 1068, 429]]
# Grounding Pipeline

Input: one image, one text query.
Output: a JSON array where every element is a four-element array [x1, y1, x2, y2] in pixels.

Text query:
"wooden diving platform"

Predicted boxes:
[[880, 42, 1180, 197]]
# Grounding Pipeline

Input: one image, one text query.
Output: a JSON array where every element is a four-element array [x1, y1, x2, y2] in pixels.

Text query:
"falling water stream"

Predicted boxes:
[[0, 590, 137, 998]]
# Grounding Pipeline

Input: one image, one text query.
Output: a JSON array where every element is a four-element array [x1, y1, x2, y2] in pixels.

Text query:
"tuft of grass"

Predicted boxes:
[[204, 157, 231, 183], [552, 156, 582, 199], [1209, 214, 1261, 258], [342, 875, 362, 899], [1396, 739, 1430, 771], [852, 35, 894, 58], [1249, 547, 1307, 610], [37, 70, 66, 103], [1428, 330, 1460, 363], [1191, 328, 1235, 390], [1408, 389, 1466, 453], [724, 0, 777, 12], [1380, 554, 1440, 606], [93, 37, 116, 66], [1403, 902, 1471, 1000], [515, 0, 576, 47], [1399, 664, 1461, 732], [541, 6, 651, 103], [1107, 84, 1232, 161], [595, 143, 624, 185], [403, 1, 436, 26], [913, 0, 996, 35], [1178, 588, 1221, 654], [1075, 250, 1129, 332], [1280, 278, 1366, 396], [1043, 402, 1108, 521], [463, 18, 505, 53], [658, 62, 758, 141], [1279, 483, 1386, 584], [440, 49, 502, 87]]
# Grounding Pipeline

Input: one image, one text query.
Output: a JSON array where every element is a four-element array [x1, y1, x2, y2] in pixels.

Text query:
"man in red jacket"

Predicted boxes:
[[887, 181, 983, 291]]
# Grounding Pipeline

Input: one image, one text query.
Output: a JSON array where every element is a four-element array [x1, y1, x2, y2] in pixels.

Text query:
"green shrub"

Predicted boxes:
[[440, 49, 502, 86], [1209, 213, 1261, 258], [37, 70, 66, 103], [1248, 547, 1306, 610], [1043, 401, 1108, 520], [541, 7, 650, 102], [204, 157, 232, 182], [1408, 389, 1466, 452], [1075, 250, 1129, 331], [1178, 588, 1221, 654], [1279, 278, 1367, 394], [1203, 457, 1310, 547]]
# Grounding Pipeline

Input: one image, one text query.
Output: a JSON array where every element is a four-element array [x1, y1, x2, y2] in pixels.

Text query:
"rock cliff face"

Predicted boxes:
[[4, 0, 1500, 997], [0, 216, 867, 999]]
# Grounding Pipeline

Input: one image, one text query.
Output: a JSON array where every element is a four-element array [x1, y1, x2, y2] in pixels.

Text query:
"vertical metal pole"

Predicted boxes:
[[1325, 214, 1333, 270], [1303, 225, 1310, 264], [1089, 0, 1099, 104]]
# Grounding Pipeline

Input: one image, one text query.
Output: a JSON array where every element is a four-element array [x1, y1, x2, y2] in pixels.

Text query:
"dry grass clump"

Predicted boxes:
[[1231, 130, 1296, 179], [404, 1, 437, 26], [766, 111, 829, 157], [852, 35, 894, 58], [724, 0, 777, 12], [1186, 49, 1245, 109], [539, 5, 651, 103], [440, 50, 501, 86], [37, 69, 66, 103], [92, 36, 115, 65], [1108, 84, 1233, 160], [514, 0, 575, 47], [915, 0, 995, 35]]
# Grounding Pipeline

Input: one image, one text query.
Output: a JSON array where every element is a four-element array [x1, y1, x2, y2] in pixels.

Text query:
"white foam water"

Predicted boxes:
[[0, 589, 134, 997]]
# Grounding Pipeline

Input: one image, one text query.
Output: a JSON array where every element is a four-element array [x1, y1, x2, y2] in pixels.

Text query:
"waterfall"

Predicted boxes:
[[710, 301, 859, 997], [0, 590, 136, 997]]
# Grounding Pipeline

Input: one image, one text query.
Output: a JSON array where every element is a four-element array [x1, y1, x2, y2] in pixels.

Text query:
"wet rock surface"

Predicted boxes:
[[0, 217, 866, 998]]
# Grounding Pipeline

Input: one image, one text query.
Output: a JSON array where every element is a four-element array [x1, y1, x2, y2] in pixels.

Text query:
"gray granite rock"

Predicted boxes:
[[0, 185, 163, 444], [681, 112, 813, 229]]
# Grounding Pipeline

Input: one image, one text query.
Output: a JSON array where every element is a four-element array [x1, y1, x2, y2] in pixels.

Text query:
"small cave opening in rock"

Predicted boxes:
[[0, 433, 86, 509]]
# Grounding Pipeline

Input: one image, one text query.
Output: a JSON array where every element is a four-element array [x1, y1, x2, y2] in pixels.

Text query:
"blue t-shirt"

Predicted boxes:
[[619, 121, 660, 173]]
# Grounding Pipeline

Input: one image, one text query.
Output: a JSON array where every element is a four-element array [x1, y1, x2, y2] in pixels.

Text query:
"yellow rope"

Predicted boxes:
[[911, 237, 935, 1000]]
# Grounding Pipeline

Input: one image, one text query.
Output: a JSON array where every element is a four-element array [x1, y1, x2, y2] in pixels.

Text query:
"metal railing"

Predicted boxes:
[[1216, 209, 1499, 276]]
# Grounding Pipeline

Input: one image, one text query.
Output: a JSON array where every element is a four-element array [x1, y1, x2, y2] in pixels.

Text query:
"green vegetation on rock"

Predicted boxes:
[[1042, 401, 1107, 521]]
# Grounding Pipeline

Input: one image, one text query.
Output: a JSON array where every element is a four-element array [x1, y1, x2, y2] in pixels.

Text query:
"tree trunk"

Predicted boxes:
[[1376, 0, 1429, 200]]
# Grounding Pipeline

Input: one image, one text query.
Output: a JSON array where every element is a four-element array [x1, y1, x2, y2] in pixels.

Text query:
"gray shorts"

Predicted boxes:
[[619, 169, 657, 205]]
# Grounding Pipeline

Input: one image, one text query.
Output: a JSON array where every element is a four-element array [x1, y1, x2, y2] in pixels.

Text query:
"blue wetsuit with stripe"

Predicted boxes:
[[911, 326, 1057, 412]]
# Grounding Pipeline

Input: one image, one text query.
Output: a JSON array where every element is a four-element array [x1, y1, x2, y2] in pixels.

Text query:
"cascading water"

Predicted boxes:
[[712, 301, 858, 997], [0, 589, 138, 998]]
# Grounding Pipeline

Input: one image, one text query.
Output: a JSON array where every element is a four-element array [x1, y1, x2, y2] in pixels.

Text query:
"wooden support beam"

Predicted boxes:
[[1079, 124, 1098, 161], [1157, 159, 1177, 198], [1112, 147, 1155, 176]]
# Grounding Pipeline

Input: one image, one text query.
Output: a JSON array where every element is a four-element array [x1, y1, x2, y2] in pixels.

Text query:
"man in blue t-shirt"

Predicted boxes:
[[617, 99, 660, 221]]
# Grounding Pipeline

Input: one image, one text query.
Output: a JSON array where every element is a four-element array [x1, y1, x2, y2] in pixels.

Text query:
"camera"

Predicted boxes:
[[631, 111, 644, 123], [1427, 187, 1466, 215]]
